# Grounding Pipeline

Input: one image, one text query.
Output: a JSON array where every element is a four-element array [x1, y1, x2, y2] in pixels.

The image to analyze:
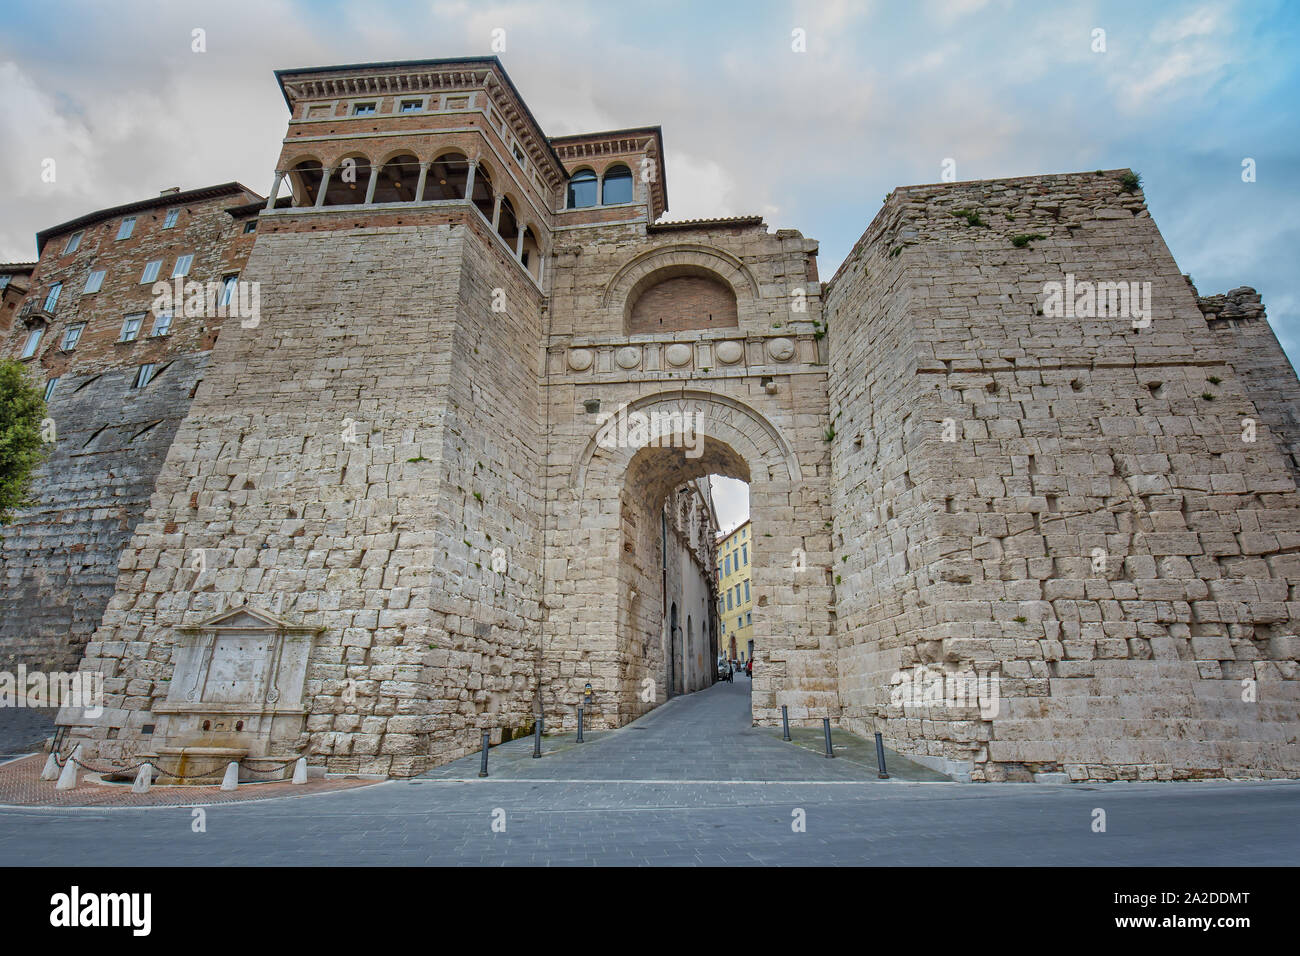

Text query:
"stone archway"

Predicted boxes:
[[540, 390, 838, 733]]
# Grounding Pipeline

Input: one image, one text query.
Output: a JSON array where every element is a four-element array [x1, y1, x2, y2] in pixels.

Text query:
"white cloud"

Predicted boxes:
[[710, 476, 749, 533], [660, 152, 744, 221]]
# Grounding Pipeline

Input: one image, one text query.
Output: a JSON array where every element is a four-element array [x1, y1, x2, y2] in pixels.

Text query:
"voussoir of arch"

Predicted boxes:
[[600, 243, 761, 312], [569, 389, 803, 497]]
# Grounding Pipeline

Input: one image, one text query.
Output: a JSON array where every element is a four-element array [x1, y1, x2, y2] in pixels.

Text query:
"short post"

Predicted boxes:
[[478, 731, 491, 778], [133, 764, 152, 793], [55, 744, 81, 790], [576, 706, 584, 743], [532, 716, 542, 758], [41, 751, 60, 780], [220, 761, 239, 791], [781, 705, 791, 741], [822, 718, 835, 759], [874, 732, 890, 779], [292, 757, 308, 785]]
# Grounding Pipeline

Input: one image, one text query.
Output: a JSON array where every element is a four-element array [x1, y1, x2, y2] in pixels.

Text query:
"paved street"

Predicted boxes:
[[2, 681, 1298, 866]]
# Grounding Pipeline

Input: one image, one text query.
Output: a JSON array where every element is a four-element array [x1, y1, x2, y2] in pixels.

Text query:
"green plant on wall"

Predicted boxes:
[[0, 359, 50, 527], [1011, 233, 1046, 248]]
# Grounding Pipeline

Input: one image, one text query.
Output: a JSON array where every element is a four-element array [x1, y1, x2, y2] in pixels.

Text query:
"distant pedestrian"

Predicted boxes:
[[745, 658, 752, 678]]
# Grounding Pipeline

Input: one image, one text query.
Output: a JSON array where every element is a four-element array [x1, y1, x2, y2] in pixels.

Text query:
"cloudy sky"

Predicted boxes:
[[3, 0, 1296, 530]]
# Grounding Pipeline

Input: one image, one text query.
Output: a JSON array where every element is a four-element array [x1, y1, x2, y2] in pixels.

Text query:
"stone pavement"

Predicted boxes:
[[421, 678, 949, 782], [2, 681, 1298, 865]]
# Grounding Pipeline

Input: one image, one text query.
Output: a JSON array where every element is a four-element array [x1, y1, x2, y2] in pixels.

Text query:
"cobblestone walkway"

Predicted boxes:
[[422, 679, 949, 782]]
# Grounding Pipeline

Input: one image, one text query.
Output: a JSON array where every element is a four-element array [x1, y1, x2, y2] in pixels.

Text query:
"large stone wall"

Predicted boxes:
[[0, 355, 211, 670], [827, 169, 1300, 781], [56, 212, 549, 776]]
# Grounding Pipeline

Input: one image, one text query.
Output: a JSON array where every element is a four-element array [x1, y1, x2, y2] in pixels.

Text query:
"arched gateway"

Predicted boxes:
[[539, 390, 838, 732]]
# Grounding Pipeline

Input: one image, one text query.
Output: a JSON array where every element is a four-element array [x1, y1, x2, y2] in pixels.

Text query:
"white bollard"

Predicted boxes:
[[291, 757, 308, 785], [220, 761, 239, 791], [55, 745, 81, 790], [132, 764, 152, 793], [41, 751, 60, 780]]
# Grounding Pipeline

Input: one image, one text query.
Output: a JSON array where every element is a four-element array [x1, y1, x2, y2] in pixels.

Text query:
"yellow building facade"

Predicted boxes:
[[716, 519, 753, 664]]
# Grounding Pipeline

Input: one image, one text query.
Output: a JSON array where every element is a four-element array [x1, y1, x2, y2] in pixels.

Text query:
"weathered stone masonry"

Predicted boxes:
[[2, 57, 1294, 781], [827, 171, 1300, 780]]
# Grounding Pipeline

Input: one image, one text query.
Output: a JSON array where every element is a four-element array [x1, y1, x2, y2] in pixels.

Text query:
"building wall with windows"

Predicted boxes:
[[717, 519, 754, 663], [0, 184, 260, 670]]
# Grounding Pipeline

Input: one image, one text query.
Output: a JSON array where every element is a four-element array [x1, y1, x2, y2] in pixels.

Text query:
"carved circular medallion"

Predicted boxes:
[[567, 348, 594, 372], [615, 346, 641, 369], [767, 337, 796, 362], [665, 344, 693, 367], [716, 340, 744, 365]]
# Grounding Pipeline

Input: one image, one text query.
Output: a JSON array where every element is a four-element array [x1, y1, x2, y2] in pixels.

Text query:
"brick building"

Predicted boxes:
[[0, 184, 261, 669], [3, 56, 1297, 782]]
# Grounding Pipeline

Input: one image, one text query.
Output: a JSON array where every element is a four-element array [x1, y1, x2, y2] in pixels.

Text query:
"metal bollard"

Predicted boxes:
[[478, 731, 491, 778], [874, 731, 890, 779], [577, 706, 584, 743], [822, 717, 835, 758], [781, 705, 791, 741], [532, 716, 543, 758]]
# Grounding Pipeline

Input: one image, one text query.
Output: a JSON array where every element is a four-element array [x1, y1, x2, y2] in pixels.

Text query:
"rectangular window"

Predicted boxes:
[[725, 554, 731, 576], [352, 102, 377, 116], [742, 543, 748, 565], [83, 269, 106, 294], [132, 363, 156, 388], [141, 260, 161, 283], [399, 99, 422, 113], [64, 231, 83, 254], [243, 221, 257, 233], [171, 254, 193, 277], [513, 144, 525, 164], [737, 616, 743, 631], [44, 377, 59, 401], [20, 327, 42, 359], [0, 275, 9, 291], [162, 208, 180, 229], [150, 312, 173, 337], [120, 313, 144, 342], [116, 217, 136, 240], [61, 324, 84, 350], [744, 580, 750, 602], [726, 591, 733, 610], [445, 95, 469, 110], [735, 584, 741, 605], [218, 275, 237, 306], [44, 283, 62, 312], [746, 612, 752, 627]]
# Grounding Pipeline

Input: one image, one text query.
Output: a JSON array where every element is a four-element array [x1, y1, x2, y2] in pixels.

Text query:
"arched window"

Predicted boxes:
[[566, 169, 597, 209], [520, 225, 541, 276], [290, 160, 324, 206], [428, 152, 470, 201], [372, 154, 420, 203], [472, 165, 495, 220], [323, 156, 370, 205], [497, 196, 519, 247], [602, 164, 633, 205]]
